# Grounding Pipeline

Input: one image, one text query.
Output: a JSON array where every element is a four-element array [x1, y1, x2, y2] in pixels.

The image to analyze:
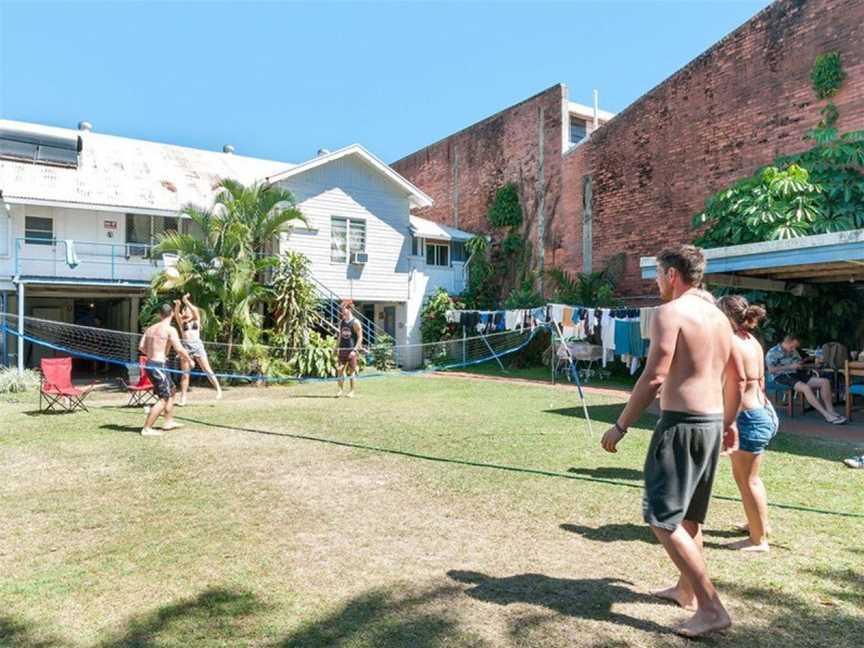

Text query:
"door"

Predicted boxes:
[[383, 306, 396, 339]]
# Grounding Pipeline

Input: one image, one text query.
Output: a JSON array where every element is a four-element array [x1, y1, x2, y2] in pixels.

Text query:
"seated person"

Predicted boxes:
[[766, 334, 846, 424]]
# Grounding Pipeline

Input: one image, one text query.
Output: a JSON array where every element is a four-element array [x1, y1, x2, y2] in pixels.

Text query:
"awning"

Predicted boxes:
[[640, 228, 864, 292], [409, 215, 475, 242]]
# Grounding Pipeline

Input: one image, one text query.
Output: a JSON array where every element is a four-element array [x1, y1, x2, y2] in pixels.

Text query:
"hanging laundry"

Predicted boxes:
[[614, 318, 632, 356], [600, 309, 615, 367], [640, 307, 657, 340]]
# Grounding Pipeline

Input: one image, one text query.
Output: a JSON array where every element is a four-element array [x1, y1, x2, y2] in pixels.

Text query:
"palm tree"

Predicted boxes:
[[151, 179, 307, 359]]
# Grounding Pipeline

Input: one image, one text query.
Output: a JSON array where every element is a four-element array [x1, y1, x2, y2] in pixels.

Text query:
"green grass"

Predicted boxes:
[[447, 360, 638, 391], [1, 376, 862, 647]]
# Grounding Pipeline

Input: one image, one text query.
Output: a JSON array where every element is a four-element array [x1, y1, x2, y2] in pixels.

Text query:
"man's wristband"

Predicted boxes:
[[614, 422, 628, 436]]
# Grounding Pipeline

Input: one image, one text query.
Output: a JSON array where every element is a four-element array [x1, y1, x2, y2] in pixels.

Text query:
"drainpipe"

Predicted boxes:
[[17, 280, 24, 376]]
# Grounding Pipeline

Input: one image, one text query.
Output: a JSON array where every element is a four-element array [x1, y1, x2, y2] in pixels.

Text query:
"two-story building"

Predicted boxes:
[[0, 120, 474, 371]]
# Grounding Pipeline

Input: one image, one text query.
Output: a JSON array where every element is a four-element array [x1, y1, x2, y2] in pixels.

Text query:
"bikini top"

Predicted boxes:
[[183, 320, 199, 332]]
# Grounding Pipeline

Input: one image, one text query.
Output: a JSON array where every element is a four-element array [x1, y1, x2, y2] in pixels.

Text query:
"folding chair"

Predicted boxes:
[[844, 361, 864, 422], [39, 357, 92, 413], [122, 356, 158, 407]]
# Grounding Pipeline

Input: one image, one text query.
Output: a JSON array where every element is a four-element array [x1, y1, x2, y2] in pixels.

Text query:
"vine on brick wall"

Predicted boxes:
[[810, 51, 845, 99]]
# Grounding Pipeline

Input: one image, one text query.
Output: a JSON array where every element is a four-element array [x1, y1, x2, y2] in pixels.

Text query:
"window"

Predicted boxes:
[[25, 216, 53, 245], [569, 116, 587, 145], [331, 217, 366, 262], [411, 235, 423, 257], [426, 241, 449, 267], [126, 214, 191, 257], [452, 241, 466, 263]]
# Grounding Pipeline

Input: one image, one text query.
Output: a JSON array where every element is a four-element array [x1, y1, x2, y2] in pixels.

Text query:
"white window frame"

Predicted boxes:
[[425, 240, 450, 267], [24, 215, 54, 246], [410, 235, 424, 257], [331, 216, 366, 264], [569, 116, 588, 146]]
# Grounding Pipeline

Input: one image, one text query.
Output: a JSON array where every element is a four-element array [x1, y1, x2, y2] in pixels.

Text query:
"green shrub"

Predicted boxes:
[[421, 288, 464, 343], [288, 331, 337, 378], [486, 183, 523, 229], [368, 333, 397, 371], [0, 368, 41, 394], [811, 52, 845, 99]]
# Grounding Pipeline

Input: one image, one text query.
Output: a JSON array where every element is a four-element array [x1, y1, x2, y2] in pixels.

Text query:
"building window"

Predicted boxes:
[[331, 217, 366, 263], [411, 235, 423, 257], [452, 241, 466, 263], [25, 216, 53, 245], [569, 116, 587, 145], [426, 241, 449, 267], [126, 214, 189, 257]]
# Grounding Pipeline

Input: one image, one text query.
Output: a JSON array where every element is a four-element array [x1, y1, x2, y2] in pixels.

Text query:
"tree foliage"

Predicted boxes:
[[810, 51, 845, 99], [486, 183, 523, 229], [547, 267, 620, 308]]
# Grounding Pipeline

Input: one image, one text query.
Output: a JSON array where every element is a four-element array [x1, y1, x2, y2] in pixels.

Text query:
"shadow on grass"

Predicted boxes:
[[560, 522, 656, 544], [716, 580, 864, 646], [765, 432, 861, 462], [275, 585, 476, 647], [447, 570, 671, 636], [99, 424, 143, 434], [803, 566, 864, 606], [0, 616, 67, 647], [99, 588, 262, 647], [568, 466, 643, 481], [148, 412, 864, 520]]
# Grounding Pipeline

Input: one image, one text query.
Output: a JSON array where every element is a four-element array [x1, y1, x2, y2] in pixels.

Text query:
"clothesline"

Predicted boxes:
[[444, 302, 661, 375]]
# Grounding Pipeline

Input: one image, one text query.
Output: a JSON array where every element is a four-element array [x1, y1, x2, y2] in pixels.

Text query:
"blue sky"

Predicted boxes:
[[0, 1, 772, 164]]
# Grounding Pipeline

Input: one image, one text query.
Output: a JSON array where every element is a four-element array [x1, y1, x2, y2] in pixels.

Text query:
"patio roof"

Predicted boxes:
[[640, 228, 864, 292]]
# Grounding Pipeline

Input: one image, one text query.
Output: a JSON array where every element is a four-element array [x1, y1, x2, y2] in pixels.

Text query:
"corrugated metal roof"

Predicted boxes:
[[0, 120, 294, 214]]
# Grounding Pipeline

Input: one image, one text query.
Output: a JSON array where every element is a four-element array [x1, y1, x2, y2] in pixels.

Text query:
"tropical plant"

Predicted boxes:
[[547, 267, 620, 308], [368, 333, 397, 371], [462, 236, 497, 309], [287, 330, 337, 378], [150, 179, 307, 359], [420, 288, 464, 343], [487, 183, 523, 229], [503, 273, 544, 309], [811, 51, 845, 99], [270, 251, 319, 357], [694, 165, 824, 247]]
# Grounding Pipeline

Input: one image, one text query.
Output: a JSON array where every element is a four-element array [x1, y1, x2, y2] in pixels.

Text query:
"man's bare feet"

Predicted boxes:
[[651, 586, 696, 611], [728, 538, 769, 553], [675, 605, 732, 638]]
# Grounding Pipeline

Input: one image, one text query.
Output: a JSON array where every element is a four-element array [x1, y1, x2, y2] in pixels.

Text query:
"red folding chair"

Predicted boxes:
[[39, 357, 93, 413], [124, 356, 158, 407]]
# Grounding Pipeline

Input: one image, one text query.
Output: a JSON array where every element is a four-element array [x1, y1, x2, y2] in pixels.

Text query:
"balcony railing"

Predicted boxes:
[[14, 238, 159, 283]]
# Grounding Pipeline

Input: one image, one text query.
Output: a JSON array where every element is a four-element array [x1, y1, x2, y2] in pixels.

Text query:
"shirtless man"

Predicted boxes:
[[138, 303, 193, 436], [601, 244, 742, 638]]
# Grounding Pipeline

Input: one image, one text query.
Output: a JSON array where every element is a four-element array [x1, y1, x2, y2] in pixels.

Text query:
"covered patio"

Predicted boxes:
[[640, 229, 864, 435]]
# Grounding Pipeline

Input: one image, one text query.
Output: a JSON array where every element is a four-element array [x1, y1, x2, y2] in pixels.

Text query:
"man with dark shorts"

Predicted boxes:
[[766, 334, 845, 424], [138, 303, 193, 436], [601, 245, 742, 638], [336, 300, 363, 398]]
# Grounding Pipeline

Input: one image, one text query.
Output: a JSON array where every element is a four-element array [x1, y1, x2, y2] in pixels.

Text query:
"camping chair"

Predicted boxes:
[[122, 356, 158, 407], [39, 357, 92, 413], [844, 361, 864, 422]]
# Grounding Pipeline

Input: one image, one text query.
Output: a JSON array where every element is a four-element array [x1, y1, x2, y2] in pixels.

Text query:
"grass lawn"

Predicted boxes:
[[447, 361, 638, 391], [1, 375, 862, 647]]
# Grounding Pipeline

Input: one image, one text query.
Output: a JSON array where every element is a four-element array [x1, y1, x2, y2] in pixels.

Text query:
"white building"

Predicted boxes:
[[0, 120, 474, 370]]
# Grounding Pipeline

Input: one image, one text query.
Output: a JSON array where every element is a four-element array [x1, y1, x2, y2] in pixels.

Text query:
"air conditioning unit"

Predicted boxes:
[[350, 252, 369, 265]]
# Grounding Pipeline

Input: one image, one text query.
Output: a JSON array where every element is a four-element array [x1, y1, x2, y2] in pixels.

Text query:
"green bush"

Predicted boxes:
[[288, 331, 338, 378], [368, 333, 397, 371], [421, 288, 464, 343], [811, 52, 845, 99], [486, 183, 523, 229], [0, 368, 41, 394]]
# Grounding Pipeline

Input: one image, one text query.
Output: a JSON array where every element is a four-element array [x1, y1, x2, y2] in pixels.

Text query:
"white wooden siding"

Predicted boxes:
[[276, 156, 412, 303]]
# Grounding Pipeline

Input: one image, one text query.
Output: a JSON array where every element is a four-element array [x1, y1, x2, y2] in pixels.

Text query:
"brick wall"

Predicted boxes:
[[392, 85, 566, 282], [393, 0, 864, 299], [587, 0, 864, 295]]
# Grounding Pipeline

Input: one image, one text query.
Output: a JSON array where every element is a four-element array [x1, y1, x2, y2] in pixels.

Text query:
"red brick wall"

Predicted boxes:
[[392, 85, 566, 279], [393, 0, 864, 299], [587, 0, 864, 295]]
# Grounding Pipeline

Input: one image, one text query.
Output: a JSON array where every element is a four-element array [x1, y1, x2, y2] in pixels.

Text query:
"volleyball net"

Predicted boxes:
[[0, 314, 549, 384]]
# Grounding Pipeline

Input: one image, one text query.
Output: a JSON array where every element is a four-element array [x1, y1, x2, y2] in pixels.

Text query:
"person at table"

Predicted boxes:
[[765, 334, 846, 424]]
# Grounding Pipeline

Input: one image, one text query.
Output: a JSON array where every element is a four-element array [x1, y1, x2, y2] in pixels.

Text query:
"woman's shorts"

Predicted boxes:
[[736, 407, 777, 455], [182, 339, 208, 360]]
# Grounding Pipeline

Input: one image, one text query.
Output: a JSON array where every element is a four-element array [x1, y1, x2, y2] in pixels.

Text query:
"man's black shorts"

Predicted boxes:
[[145, 361, 175, 400], [643, 411, 723, 530], [773, 370, 813, 388]]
